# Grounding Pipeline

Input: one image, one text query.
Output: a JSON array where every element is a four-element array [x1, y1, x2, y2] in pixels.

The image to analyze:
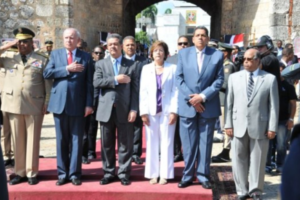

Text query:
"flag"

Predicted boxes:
[[186, 10, 197, 24], [224, 34, 244, 48]]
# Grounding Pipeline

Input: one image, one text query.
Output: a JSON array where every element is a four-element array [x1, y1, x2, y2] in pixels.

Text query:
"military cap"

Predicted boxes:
[[13, 27, 35, 40], [208, 39, 219, 48], [45, 40, 53, 47], [218, 42, 234, 51]]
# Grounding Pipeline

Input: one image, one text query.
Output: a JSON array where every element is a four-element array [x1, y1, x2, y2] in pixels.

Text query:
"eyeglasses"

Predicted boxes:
[[94, 52, 103, 55], [243, 57, 256, 62], [178, 42, 188, 46], [18, 39, 30, 44]]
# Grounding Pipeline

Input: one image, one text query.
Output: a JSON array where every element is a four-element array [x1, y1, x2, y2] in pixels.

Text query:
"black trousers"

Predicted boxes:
[[0, 128, 9, 200], [133, 114, 143, 157]]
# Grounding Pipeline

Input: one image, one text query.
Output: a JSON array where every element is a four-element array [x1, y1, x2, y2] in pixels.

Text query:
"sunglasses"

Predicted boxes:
[[18, 39, 30, 44], [94, 52, 103, 55], [243, 57, 255, 62], [178, 42, 188, 46]]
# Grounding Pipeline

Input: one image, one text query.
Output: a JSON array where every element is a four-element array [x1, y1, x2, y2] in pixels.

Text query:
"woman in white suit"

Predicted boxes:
[[140, 41, 178, 185]]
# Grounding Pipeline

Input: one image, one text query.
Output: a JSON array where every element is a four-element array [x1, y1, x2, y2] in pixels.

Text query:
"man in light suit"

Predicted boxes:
[[166, 35, 189, 162], [176, 26, 224, 189], [43, 28, 94, 186], [94, 34, 139, 186], [225, 49, 279, 200], [123, 36, 148, 165]]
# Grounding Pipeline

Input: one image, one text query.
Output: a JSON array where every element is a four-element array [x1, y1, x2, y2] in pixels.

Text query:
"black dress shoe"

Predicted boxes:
[[71, 178, 82, 186], [4, 159, 11, 167], [56, 178, 68, 186], [88, 154, 96, 160], [174, 154, 184, 162], [82, 157, 90, 164], [236, 194, 250, 200], [178, 181, 193, 188], [132, 156, 143, 164], [120, 178, 130, 186], [211, 149, 231, 163], [201, 181, 212, 189], [9, 175, 27, 185], [28, 177, 38, 185], [99, 177, 115, 185]]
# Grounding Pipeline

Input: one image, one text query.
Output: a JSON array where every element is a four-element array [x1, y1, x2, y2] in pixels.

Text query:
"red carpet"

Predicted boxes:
[[7, 138, 213, 200]]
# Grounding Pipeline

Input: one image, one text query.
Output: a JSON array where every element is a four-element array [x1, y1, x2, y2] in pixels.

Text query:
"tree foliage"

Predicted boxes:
[[164, 8, 172, 14], [135, 31, 150, 45]]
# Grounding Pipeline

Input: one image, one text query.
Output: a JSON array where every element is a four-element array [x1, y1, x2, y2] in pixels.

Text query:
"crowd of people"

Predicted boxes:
[[0, 26, 300, 200]]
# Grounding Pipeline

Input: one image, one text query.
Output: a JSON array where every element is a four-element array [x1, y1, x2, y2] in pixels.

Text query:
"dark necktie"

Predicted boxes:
[[247, 72, 254, 100], [21, 55, 27, 64]]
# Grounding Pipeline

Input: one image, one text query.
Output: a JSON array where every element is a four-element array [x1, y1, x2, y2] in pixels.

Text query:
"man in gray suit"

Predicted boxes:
[[225, 48, 279, 200], [166, 35, 189, 162], [93, 33, 139, 186]]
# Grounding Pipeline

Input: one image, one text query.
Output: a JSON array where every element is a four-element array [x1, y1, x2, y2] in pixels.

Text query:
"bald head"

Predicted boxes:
[[63, 28, 81, 51], [243, 49, 261, 72]]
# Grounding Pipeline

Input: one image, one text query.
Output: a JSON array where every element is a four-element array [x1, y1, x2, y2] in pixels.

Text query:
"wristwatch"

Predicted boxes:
[[289, 118, 294, 122]]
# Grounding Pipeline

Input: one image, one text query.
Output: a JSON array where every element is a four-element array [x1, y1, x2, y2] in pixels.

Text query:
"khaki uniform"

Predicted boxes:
[[0, 50, 52, 177], [0, 61, 13, 162], [219, 58, 236, 149]]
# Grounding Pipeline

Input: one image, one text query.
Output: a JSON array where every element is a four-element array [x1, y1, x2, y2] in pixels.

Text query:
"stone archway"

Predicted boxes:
[[122, 0, 223, 40]]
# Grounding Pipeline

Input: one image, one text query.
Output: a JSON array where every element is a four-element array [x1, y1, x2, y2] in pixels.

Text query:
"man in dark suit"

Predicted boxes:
[[43, 28, 94, 186], [277, 43, 299, 65], [122, 36, 148, 165], [166, 35, 189, 162], [94, 34, 139, 186], [176, 26, 224, 189]]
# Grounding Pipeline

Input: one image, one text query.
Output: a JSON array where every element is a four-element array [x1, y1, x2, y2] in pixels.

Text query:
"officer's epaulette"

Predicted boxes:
[[35, 51, 49, 59], [224, 59, 234, 66]]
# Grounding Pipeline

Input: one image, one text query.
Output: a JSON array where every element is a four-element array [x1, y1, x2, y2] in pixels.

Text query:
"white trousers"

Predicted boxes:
[[144, 113, 176, 179]]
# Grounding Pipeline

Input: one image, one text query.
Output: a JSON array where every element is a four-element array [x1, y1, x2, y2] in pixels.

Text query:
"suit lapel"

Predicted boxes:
[[189, 48, 199, 76], [119, 57, 128, 74], [161, 62, 170, 87], [241, 71, 248, 101], [61, 49, 68, 67], [248, 69, 265, 104], [74, 49, 82, 63], [199, 47, 211, 80], [25, 56, 37, 68], [105, 57, 114, 76]]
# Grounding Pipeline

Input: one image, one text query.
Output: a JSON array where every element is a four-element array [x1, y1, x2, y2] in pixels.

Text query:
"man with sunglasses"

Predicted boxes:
[[225, 48, 279, 200], [0, 27, 52, 185], [166, 35, 189, 163], [122, 36, 148, 165], [82, 45, 105, 163]]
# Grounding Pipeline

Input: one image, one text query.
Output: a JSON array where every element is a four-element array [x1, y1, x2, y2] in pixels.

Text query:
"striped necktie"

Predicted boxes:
[[247, 72, 254, 100]]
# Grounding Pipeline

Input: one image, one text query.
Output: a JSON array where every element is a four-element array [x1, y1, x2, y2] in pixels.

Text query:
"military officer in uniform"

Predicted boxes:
[[0, 43, 17, 167], [0, 27, 52, 185], [212, 42, 236, 162], [44, 40, 53, 56]]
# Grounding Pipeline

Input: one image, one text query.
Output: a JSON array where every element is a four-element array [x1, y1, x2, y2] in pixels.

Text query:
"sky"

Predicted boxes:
[[156, 1, 175, 14]]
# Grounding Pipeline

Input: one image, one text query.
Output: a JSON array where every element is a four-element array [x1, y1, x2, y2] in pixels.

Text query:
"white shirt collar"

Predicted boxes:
[[125, 54, 136, 61], [280, 59, 287, 67], [110, 55, 122, 64], [195, 46, 206, 54], [66, 48, 77, 55], [248, 67, 260, 77]]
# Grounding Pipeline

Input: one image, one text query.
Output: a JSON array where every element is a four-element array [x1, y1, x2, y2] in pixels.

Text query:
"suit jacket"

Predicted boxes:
[[0, 50, 52, 115], [43, 48, 93, 116], [93, 56, 138, 123], [176, 46, 224, 118], [139, 61, 178, 116], [225, 69, 279, 139]]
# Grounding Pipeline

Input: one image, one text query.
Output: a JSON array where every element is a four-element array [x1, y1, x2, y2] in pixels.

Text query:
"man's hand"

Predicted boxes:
[[66, 61, 85, 72], [116, 74, 131, 84], [189, 94, 203, 106], [141, 114, 150, 126], [286, 120, 294, 130], [193, 102, 205, 113], [0, 39, 18, 51], [266, 131, 276, 139], [43, 104, 49, 115], [84, 106, 93, 117], [128, 111, 137, 122], [169, 113, 177, 125], [225, 128, 234, 137]]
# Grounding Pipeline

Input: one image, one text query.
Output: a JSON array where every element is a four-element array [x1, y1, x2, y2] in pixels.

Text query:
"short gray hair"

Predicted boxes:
[[123, 36, 135, 43], [106, 33, 122, 44], [63, 28, 81, 38]]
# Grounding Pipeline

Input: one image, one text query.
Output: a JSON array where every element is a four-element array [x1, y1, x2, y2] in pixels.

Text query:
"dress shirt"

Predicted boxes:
[[195, 46, 207, 102], [246, 68, 259, 87], [110, 55, 122, 85], [125, 54, 136, 61], [65, 48, 77, 74], [280, 59, 288, 67]]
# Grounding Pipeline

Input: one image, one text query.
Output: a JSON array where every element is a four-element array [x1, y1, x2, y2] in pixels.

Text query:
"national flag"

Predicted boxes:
[[224, 34, 244, 48]]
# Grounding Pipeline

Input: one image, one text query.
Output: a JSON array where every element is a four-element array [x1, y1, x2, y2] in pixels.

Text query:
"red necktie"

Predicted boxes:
[[68, 51, 73, 65]]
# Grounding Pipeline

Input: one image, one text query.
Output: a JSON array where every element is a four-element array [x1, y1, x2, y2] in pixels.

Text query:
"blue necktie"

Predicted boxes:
[[113, 59, 118, 75]]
